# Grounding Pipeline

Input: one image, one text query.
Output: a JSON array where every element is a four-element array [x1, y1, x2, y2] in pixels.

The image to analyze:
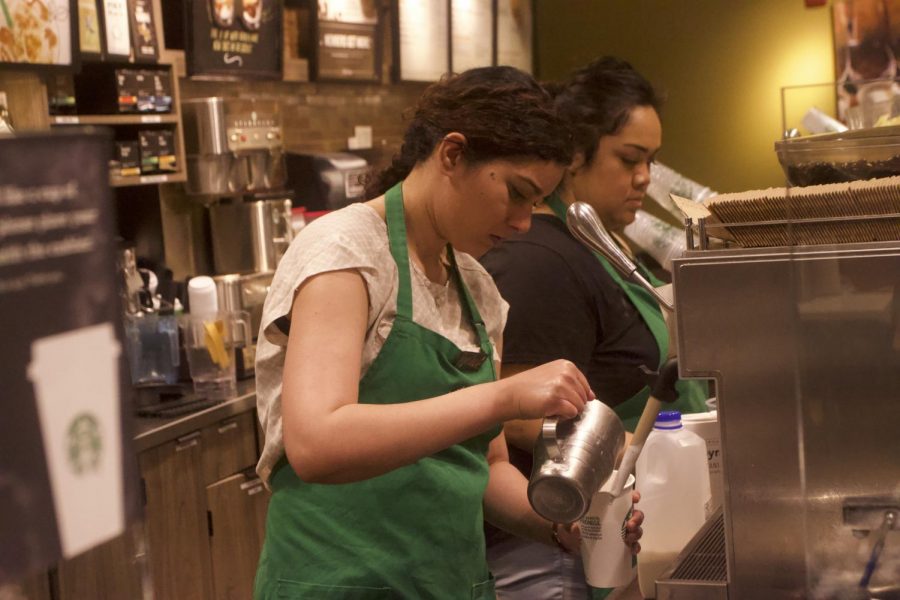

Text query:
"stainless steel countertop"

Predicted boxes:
[[132, 379, 257, 453]]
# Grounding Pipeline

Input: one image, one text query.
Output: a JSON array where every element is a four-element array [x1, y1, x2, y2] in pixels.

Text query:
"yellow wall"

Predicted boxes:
[[535, 0, 835, 193]]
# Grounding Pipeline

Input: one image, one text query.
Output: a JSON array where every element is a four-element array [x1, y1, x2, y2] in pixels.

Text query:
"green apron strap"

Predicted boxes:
[[545, 194, 668, 364], [385, 183, 413, 319], [447, 247, 497, 379], [386, 182, 495, 377]]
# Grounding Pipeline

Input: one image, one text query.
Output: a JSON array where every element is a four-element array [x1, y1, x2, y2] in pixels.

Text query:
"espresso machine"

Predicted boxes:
[[649, 192, 900, 599], [161, 97, 293, 372]]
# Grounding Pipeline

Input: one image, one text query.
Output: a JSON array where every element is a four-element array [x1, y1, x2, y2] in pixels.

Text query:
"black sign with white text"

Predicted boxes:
[[0, 130, 138, 584], [187, 0, 283, 79]]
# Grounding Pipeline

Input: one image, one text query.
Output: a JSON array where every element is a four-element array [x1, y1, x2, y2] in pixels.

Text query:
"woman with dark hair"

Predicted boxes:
[[481, 56, 708, 599], [252, 66, 619, 599]]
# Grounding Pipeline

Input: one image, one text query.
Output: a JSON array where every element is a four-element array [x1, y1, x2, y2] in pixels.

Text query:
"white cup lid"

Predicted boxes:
[[188, 276, 219, 319]]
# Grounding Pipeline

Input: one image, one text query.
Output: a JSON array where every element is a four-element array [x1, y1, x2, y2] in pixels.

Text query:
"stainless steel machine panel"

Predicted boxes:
[[208, 198, 293, 275], [181, 97, 285, 196], [671, 241, 900, 599]]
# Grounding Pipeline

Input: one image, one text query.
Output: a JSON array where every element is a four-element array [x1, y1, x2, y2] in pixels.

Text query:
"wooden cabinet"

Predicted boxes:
[[56, 523, 146, 600], [141, 430, 215, 600], [202, 413, 259, 485], [3, 571, 53, 600], [52, 407, 268, 600], [207, 472, 269, 600], [139, 412, 268, 600]]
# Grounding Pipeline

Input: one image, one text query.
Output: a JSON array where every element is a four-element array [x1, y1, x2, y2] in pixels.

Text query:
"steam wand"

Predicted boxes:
[[566, 201, 674, 312]]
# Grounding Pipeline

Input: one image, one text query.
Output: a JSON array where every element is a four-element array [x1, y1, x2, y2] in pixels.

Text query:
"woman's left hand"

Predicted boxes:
[[624, 490, 644, 555], [553, 521, 582, 555]]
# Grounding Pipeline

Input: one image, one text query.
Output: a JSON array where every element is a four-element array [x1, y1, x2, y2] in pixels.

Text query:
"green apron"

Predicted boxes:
[[545, 194, 708, 430], [255, 182, 502, 599]]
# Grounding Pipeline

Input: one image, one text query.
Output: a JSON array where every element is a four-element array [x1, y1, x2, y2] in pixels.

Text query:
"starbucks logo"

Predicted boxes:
[[67, 413, 103, 474]]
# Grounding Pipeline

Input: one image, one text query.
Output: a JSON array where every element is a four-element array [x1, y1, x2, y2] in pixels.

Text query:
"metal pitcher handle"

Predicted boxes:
[[229, 310, 253, 345], [272, 199, 294, 248], [541, 417, 562, 461]]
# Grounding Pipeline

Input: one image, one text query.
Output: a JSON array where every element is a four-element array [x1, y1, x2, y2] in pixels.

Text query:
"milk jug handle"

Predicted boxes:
[[541, 417, 562, 461]]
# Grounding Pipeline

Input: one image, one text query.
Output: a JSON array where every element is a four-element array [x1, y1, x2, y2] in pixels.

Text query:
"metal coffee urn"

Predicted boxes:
[[177, 96, 293, 280], [167, 97, 293, 359]]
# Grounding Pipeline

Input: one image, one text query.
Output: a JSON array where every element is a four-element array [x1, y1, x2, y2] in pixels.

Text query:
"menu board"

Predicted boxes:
[[451, 0, 492, 72], [314, 0, 379, 81], [128, 0, 159, 61], [496, 0, 532, 73], [78, 0, 103, 56], [187, 0, 283, 79], [395, 0, 449, 82], [0, 130, 138, 584], [0, 0, 76, 68], [102, 0, 132, 59]]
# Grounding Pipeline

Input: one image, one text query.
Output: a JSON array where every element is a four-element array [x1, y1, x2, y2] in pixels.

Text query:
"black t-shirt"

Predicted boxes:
[[482, 214, 660, 405]]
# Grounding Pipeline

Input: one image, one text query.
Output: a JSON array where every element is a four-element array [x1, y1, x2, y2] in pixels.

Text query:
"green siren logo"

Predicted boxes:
[[67, 413, 102, 474]]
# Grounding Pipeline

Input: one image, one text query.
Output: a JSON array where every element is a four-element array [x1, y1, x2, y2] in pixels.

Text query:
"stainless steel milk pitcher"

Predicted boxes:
[[528, 399, 626, 523]]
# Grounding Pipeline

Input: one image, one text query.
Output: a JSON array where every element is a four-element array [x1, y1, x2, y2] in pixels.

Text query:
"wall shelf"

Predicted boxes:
[[111, 172, 186, 187], [51, 114, 179, 126], [48, 62, 187, 189]]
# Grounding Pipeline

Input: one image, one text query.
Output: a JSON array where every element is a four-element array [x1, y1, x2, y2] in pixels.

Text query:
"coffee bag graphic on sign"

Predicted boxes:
[[187, 0, 282, 79]]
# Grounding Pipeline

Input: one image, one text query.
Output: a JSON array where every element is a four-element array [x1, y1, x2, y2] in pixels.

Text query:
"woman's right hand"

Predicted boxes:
[[497, 359, 593, 421]]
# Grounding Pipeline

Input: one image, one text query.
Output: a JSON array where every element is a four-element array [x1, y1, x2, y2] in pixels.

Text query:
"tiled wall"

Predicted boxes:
[[179, 78, 427, 172]]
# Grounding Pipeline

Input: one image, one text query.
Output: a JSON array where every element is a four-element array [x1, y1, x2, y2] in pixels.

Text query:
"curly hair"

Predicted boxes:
[[368, 66, 573, 197], [553, 56, 664, 166]]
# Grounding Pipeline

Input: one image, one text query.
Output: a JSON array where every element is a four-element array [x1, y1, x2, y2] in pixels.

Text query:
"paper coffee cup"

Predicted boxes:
[[580, 470, 636, 588], [27, 323, 125, 558]]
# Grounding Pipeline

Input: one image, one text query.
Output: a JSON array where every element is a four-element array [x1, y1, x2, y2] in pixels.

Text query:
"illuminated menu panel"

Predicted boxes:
[[78, 0, 102, 55], [451, 0, 492, 73], [496, 0, 532, 73], [316, 0, 379, 81], [102, 0, 131, 59], [397, 0, 449, 82], [319, 0, 377, 24], [187, 0, 283, 80], [0, 0, 74, 67]]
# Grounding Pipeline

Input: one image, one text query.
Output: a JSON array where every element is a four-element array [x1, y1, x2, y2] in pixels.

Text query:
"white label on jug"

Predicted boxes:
[[707, 442, 722, 474]]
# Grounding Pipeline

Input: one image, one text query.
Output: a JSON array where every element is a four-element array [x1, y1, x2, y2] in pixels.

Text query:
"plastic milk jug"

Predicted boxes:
[[635, 410, 711, 599]]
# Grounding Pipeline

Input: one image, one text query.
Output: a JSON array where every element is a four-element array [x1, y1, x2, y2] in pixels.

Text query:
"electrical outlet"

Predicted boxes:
[[347, 124, 373, 150]]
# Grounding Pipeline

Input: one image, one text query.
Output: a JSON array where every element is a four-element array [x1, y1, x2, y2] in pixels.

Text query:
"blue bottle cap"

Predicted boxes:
[[654, 410, 683, 430]]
